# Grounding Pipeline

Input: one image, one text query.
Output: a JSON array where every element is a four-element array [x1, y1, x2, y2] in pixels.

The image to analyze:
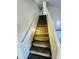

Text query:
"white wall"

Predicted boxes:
[[48, 6, 61, 29], [47, 5, 61, 59], [17, 0, 39, 59], [48, 6, 61, 21], [48, 5, 61, 41], [17, 0, 39, 42], [42, 2, 60, 59]]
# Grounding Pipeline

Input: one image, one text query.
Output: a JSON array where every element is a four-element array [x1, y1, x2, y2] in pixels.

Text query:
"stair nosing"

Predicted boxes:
[[34, 39, 49, 41], [30, 50, 51, 57], [33, 44, 49, 48]]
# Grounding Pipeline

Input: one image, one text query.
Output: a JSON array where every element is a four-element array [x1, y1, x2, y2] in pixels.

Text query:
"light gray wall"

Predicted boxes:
[[17, 0, 39, 42], [48, 6, 61, 29], [47, 5, 61, 59], [48, 6, 61, 20], [48, 6, 61, 41], [17, 0, 39, 59]]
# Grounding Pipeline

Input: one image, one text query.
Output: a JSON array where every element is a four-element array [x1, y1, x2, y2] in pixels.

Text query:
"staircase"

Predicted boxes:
[[28, 15, 51, 59]]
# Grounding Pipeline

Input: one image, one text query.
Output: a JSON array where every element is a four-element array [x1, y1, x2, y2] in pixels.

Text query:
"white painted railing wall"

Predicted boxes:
[[17, 12, 39, 59], [43, 1, 61, 59], [17, 0, 39, 59]]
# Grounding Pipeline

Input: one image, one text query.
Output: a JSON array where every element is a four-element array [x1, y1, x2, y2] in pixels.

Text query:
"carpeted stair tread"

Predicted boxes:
[[35, 31, 48, 35], [36, 29, 48, 32], [36, 27, 47, 30], [34, 35, 49, 41], [33, 41, 49, 48], [28, 53, 51, 59], [35, 30, 48, 33], [37, 25, 47, 27], [30, 46, 51, 57]]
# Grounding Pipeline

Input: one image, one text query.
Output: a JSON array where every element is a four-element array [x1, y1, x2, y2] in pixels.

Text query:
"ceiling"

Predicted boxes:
[[47, 0, 61, 7]]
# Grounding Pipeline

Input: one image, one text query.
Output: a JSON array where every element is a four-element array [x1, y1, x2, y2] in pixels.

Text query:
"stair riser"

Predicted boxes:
[[35, 34, 48, 36], [36, 30, 48, 32], [34, 39, 49, 41], [36, 27, 47, 29], [35, 31, 48, 33], [36, 29, 48, 30], [35, 33, 48, 35], [37, 25, 47, 27]]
